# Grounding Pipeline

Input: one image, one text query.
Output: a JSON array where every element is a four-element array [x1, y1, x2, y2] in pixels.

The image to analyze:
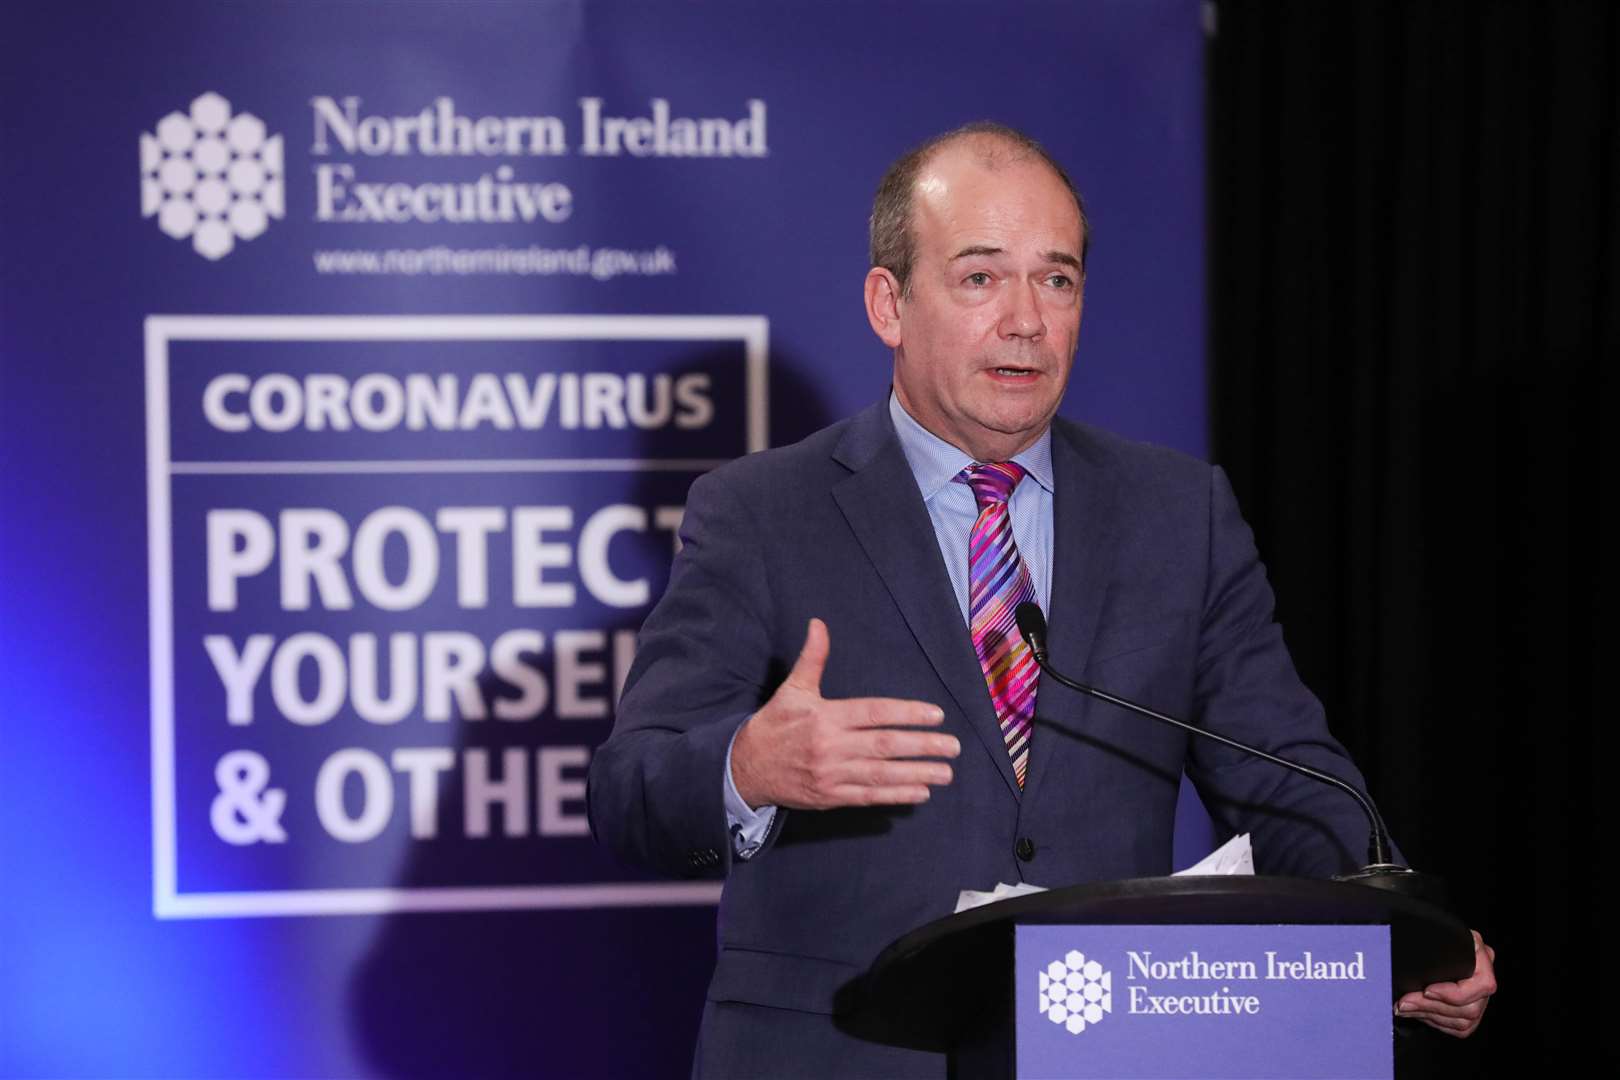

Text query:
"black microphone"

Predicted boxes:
[[1015, 602, 1429, 893]]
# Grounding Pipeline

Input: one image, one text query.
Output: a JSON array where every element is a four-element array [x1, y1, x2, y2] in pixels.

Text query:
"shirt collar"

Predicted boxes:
[[888, 390, 1055, 500]]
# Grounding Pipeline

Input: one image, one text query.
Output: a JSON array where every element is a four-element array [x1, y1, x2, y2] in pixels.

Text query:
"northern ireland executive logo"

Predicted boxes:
[[1039, 949, 1113, 1035], [140, 92, 284, 260]]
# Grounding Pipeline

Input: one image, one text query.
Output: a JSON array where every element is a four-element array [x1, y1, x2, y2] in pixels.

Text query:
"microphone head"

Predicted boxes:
[[1015, 602, 1047, 650]]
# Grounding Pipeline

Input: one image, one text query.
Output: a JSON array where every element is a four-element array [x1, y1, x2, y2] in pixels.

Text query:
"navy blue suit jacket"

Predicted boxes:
[[588, 400, 1383, 1076]]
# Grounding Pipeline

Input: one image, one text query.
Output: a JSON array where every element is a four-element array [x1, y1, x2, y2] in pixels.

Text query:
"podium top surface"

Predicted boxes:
[[878, 875, 1466, 967]]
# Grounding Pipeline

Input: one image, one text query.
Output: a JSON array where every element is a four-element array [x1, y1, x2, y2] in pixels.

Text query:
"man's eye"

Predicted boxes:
[[965, 272, 992, 286], [1048, 274, 1074, 289]]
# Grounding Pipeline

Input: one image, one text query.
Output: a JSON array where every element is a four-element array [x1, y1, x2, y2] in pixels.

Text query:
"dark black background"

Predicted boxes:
[[1209, 2, 1613, 1071]]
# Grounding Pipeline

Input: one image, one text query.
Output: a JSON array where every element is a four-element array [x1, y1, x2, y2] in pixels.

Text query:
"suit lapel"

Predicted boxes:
[[831, 402, 1021, 800], [1021, 421, 1124, 803]]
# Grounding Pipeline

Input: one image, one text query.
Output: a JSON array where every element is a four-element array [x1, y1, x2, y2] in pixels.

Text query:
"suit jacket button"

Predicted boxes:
[[1015, 837, 1036, 862]]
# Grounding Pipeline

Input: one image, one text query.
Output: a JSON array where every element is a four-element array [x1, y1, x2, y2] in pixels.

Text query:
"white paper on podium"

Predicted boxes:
[[953, 880, 1049, 914], [1172, 832, 1254, 876], [952, 834, 1254, 914]]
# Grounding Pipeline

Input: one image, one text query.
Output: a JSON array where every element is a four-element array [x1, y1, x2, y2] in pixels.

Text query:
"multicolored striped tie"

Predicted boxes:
[[957, 462, 1039, 788]]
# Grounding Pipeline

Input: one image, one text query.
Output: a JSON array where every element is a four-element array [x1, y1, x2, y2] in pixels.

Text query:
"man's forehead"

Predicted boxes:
[[912, 143, 1082, 249]]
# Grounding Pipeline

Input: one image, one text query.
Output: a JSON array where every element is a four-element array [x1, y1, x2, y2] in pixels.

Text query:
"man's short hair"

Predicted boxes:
[[869, 121, 1090, 295]]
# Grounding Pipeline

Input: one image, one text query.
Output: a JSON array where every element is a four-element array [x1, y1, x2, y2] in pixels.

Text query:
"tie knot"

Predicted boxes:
[[956, 461, 1026, 508]]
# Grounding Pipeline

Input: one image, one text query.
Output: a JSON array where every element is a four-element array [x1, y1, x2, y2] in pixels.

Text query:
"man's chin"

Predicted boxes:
[[959, 414, 1055, 460], [979, 402, 1059, 436]]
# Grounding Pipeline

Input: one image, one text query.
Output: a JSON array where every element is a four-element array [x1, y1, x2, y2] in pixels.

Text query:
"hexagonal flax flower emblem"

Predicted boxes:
[[1038, 949, 1113, 1035], [140, 92, 284, 260]]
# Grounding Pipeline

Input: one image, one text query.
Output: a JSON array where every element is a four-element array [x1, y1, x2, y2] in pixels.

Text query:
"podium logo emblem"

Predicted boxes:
[[140, 92, 285, 260], [1039, 949, 1113, 1035]]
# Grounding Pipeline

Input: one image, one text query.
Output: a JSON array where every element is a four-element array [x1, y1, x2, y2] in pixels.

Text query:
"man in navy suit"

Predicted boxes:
[[587, 123, 1495, 1076]]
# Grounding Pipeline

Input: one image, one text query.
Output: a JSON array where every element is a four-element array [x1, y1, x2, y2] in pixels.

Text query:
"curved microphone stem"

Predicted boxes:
[[1015, 603, 1397, 870]]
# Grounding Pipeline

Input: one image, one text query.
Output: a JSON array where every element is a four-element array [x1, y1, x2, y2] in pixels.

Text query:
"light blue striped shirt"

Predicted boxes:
[[724, 393, 1056, 856]]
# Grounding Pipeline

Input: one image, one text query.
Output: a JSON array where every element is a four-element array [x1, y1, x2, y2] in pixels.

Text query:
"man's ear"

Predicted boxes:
[[864, 267, 904, 348]]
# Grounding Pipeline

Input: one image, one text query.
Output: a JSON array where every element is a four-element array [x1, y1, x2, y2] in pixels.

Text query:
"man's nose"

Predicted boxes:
[[999, 279, 1045, 339]]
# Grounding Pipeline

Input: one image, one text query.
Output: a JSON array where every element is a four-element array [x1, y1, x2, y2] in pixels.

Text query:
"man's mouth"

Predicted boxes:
[[990, 366, 1039, 377]]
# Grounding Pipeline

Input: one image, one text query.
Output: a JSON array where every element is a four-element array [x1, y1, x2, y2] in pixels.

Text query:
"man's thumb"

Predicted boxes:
[[785, 617, 829, 693]]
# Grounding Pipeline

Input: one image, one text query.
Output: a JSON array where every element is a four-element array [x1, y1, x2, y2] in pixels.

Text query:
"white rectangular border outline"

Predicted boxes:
[[146, 314, 766, 918]]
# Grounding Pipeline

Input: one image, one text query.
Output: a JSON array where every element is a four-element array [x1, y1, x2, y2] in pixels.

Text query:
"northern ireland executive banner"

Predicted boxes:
[[1, 3, 1206, 1075]]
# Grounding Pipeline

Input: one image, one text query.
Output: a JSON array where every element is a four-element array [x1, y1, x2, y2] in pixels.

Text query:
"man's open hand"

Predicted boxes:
[[731, 618, 960, 810]]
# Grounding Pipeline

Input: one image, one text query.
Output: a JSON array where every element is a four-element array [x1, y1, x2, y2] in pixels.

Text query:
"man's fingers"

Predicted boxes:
[[1422, 981, 1491, 1008], [842, 697, 949, 729], [1418, 981, 1464, 1005], [1397, 973, 1489, 1040], [1399, 994, 1484, 1020], [853, 727, 961, 762], [1420, 937, 1496, 1008], [810, 758, 953, 792], [1396, 929, 1495, 1038], [782, 618, 830, 694], [804, 761, 956, 809], [852, 759, 954, 788], [828, 783, 935, 806]]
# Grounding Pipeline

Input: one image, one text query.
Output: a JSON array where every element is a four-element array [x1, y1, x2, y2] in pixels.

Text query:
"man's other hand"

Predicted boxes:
[[731, 618, 960, 810], [1395, 930, 1496, 1037]]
